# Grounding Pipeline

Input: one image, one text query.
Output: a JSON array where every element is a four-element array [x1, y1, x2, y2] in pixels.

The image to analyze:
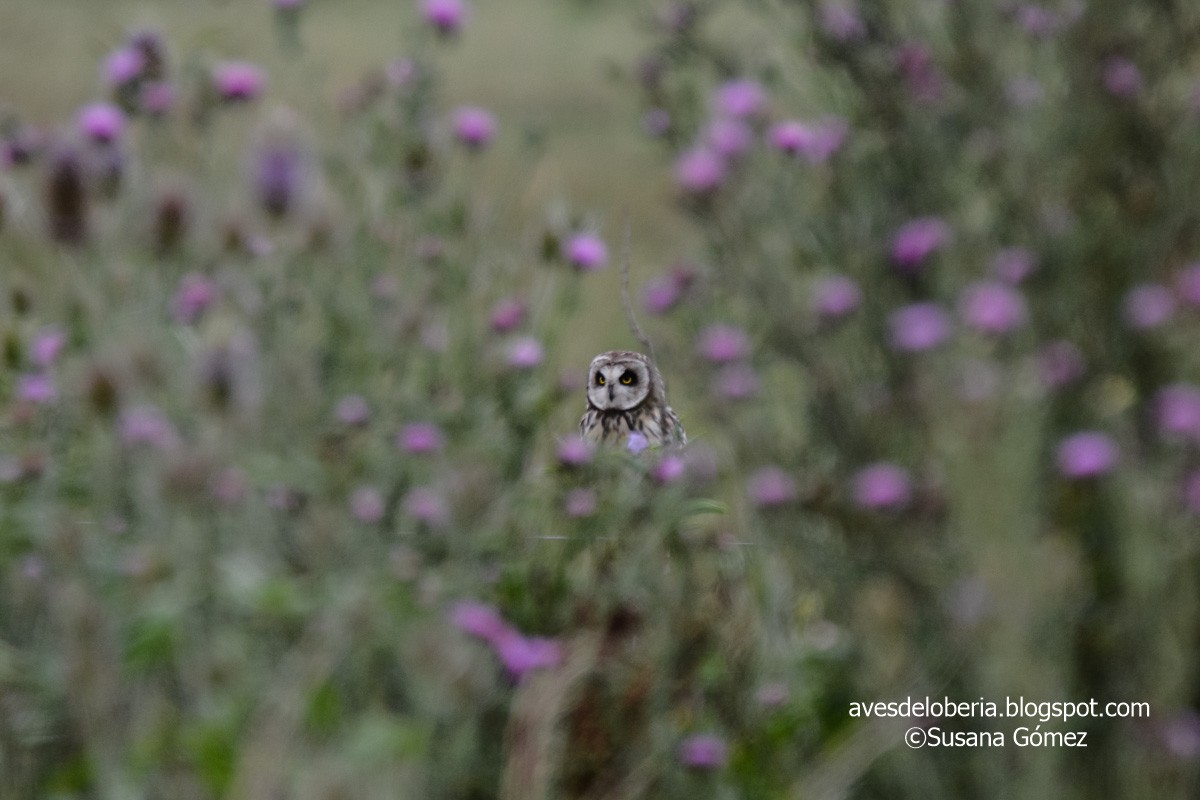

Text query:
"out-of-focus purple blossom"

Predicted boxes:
[[1160, 711, 1200, 758], [768, 117, 848, 164], [452, 106, 496, 149], [812, 274, 862, 321], [756, 682, 790, 708], [674, 147, 726, 194], [960, 281, 1028, 335], [494, 629, 562, 680], [17, 374, 55, 405], [506, 336, 544, 369], [897, 42, 945, 105], [128, 29, 167, 78], [991, 247, 1037, 284], [1014, 5, 1061, 38], [747, 466, 797, 507], [334, 394, 371, 427], [891, 216, 950, 272], [714, 363, 760, 400], [656, 1, 698, 34], [653, 455, 686, 484], [819, 1, 866, 42], [889, 303, 951, 352], [565, 487, 598, 517], [642, 266, 694, 315], [557, 437, 594, 467], [255, 141, 305, 217], [626, 432, 650, 454], [386, 57, 418, 89], [171, 273, 218, 325], [210, 466, 248, 505], [415, 235, 444, 262], [399, 422, 445, 454], [1006, 75, 1045, 108], [1155, 384, 1200, 443], [78, 103, 125, 143], [1122, 283, 1176, 330], [119, 404, 179, 450], [30, 326, 66, 368], [685, 444, 719, 485], [564, 232, 608, 271], [679, 733, 729, 769], [1102, 57, 1143, 100], [213, 62, 266, 102], [403, 486, 449, 527], [1038, 340, 1085, 389], [697, 324, 750, 363], [642, 107, 671, 137], [1056, 431, 1119, 479], [451, 600, 509, 641], [104, 47, 145, 86], [490, 296, 527, 332], [704, 117, 753, 158], [1185, 472, 1200, 515], [140, 81, 175, 116], [20, 554, 45, 580], [713, 78, 767, 119], [422, 0, 468, 36], [1176, 263, 1200, 307], [350, 486, 385, 523], [853, 462, 913, 510], [265, 484, 305, 513]]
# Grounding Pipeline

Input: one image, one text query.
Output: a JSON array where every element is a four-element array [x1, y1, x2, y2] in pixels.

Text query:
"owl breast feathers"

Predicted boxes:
[[579, 350, 686, 448]]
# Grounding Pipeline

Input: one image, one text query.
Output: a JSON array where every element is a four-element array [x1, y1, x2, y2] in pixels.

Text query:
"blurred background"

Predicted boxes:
[[2, 0, 1200, 798]]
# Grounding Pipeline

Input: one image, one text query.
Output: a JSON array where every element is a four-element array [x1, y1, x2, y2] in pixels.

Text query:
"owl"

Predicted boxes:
[[579, 350, 686, 448]]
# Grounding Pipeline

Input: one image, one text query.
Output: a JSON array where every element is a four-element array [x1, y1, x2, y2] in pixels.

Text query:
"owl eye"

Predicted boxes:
[[595, 373, 606, 386], [620, 371, 637, 385]]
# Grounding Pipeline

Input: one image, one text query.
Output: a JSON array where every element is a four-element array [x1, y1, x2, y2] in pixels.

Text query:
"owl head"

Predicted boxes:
[[585, 350, 665, 412]]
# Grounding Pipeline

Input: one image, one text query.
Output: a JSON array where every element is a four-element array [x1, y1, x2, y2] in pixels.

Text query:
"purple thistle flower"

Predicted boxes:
[[1123, 283, 1176, 330], [422, 0, 469, 36], [386, 57, 418, 89], [1038, 340, 1085, 389], [30, 326, 67, 368], [897, 42, 945, 105], [679, 733, 729, 769], [119, 404, 179, 450], [171, 273, 218, 325], [1013, 5, 1061, 38], [350, 486, 385, 523], [506, 336, 544, 369], [489, 296, 527, 332], [17, 373, 55, 405], [1176, 263, 1200, 307], [1185, 472, 1200, 515], [768, 117, 848, 164], [959, 281, 1028, 335], [747, 466, 797, 507], [334, 394, 371, 427], [642, 107, 672, 137], [642, 275, 682, 314], [450, 600, 509, 641], [653, 455, 686, 484], [255, 141, 305, 218], [1160, 711, 1200, 757], [453, 106, 496, 149], [889, 303, 951, 352], [704, 117, 753, 158], [398, 422, 445, 454], [756, 682, 790, 708], [210, 466, 248, 506], [78, 103, 125, 144], [103, 47, 145, 86], [891, 216, 949, 272], [557, 437, 594, 467], [140, 81, 176, 116], [626, 432, 650, 454], [697, 324, 750, 363], [991, 247, 1037, 284], [213, 62, 265, 102], [403, 486, 449, 527], [1155, 384, 1200, 443], [852, 462, 912, 510], [564, 232, 608, 271], [713, 79, 768, 119], [493, 629, 562, 680], [1056, 431, 1119, 479], [564, 487, 598, 517], [674, 147, 726, 194], [714, 363, 760, 400], [819, 1, 866, 42], [1102, 57, 1143, 99], [812, 274, 862, 321]]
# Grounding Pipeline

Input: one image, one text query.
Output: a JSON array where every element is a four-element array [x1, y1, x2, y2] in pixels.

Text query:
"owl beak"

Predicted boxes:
[[608, 385, 614, 401]]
